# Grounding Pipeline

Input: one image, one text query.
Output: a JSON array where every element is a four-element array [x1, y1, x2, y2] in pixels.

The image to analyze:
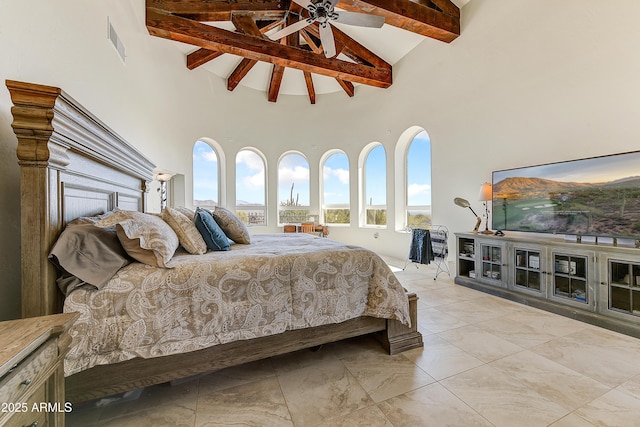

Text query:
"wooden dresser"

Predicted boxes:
[[0, 313, 78, 427]]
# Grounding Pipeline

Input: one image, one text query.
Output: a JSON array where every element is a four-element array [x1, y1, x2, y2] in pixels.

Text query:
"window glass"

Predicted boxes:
[[323, 152, 350, 224], [193, 140, 219, 207], [406, 131, 432, 228], [278, 153, 310, 224], [236, 149, 266, 225]]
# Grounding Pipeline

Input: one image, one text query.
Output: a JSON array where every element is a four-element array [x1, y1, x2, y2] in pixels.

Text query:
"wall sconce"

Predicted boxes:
[[156, 173, 172, 210], [478, 182, 493, 235]]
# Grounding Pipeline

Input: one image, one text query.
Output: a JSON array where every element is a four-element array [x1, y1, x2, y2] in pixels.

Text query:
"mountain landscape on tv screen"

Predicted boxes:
[[493, 176, 640, 237]]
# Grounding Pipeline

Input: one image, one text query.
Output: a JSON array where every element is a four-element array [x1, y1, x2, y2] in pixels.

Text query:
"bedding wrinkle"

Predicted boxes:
[[63, 234, 410, 376]]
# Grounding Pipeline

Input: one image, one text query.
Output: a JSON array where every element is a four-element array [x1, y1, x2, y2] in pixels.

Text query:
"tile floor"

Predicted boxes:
[[67, 260, 640, 426]]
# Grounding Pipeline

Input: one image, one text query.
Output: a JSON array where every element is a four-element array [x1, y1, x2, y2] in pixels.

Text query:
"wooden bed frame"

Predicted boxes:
[[7, 80, 423, 403]]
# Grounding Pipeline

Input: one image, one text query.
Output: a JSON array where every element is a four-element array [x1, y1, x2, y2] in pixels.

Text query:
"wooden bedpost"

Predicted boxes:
[[7, 80, 154, 318], [378, 292, 423, 354]]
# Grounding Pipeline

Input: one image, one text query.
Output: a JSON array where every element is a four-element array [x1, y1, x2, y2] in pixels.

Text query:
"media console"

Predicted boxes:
[[454, 232, 640, 338]]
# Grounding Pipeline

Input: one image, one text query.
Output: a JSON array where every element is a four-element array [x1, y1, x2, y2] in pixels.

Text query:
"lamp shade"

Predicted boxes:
[[156, 173, 172, 182], [478, 182, 492, 202]]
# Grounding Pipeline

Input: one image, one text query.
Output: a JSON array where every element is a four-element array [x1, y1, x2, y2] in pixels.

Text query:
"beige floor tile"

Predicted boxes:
[[475, 315, 562, 348], [403, 334, 484, 380], [437, 325, 524, 363], [572, 388, 640, 427], [490, 350, 611, 411], [505, 309, 590, 337], [441, 364, 568, 427], [548, 413, 599, 426], [97, 405, 197, 427], [196, 377, 292, 427], [276, 351, 373, 426], [378, 382, 493, 427], [617, 373, 640, 400], [95, 381, 198, 427], [314, 405, 393, 427], [435, 299, 512, 324], [531, 329, 640, 387], [198, 358, 276, 394], [341, 350, 436, 403], [417, 306, 469, 333]]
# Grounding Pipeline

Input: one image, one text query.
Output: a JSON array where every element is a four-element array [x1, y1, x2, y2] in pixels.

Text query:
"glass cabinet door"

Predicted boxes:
[[514, 248, 541, 292], [609, 260, 640, 316], [553, 253, 588, 303], [481, 244, 503, 283]]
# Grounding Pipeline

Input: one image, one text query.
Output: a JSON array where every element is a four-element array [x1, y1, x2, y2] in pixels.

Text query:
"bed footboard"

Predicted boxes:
[[66, 292, 422, 403], [378, 292, 423, 354]]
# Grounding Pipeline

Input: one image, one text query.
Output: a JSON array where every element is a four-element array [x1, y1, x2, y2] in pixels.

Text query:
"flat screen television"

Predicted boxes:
[[492, 150, 640, 238]]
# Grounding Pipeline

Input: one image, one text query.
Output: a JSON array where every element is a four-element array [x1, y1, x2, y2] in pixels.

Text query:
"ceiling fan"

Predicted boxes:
[[269, 0, 385, 58]]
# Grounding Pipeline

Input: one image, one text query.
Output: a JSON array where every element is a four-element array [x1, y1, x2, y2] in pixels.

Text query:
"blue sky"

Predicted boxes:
[[407, 131, 432, 206], [193, 140, 218, 202], [194, 131, 432, 206], [278, 153, 310, 205]]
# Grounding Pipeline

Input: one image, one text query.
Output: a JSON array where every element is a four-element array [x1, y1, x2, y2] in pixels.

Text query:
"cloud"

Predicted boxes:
[[324, 166, 350, 184], [279, 165, 310, 183], [244, 170, 265, 188], [194, 142, 218, 163], [407, 183, 431, 197], [237, 150, 263, 171]]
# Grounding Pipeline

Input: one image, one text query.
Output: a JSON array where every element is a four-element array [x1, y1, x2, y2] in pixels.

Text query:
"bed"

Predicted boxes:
[[7, 80, 423, 403]]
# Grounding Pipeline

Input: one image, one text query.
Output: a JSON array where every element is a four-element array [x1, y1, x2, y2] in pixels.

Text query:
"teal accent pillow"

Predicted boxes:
[[194, 208, 230, 251]]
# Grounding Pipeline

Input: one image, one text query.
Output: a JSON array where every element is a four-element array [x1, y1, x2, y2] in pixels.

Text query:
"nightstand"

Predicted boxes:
[[0, 312, 78, 427]]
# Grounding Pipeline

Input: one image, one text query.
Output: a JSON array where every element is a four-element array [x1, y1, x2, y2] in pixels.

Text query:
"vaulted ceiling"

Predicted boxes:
[[146, 0, 462, 103]]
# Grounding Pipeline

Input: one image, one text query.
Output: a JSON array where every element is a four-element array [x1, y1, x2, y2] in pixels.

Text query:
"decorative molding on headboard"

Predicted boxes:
[[7, 80, 154, 181], [6, 80, 156, 318]]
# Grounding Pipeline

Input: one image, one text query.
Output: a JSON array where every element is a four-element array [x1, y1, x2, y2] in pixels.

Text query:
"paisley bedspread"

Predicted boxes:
[[63, 234, 410, 376]]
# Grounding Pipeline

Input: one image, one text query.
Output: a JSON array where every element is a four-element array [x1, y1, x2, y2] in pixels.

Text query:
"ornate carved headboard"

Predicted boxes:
[[7, 80, 156, 318]]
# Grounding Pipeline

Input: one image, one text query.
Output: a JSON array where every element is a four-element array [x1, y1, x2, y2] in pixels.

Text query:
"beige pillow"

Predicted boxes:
[[95, 210, 179, 268], [162, 207, 207, 255], [212, 207, 251, 244], [175, 206, 195, 221]]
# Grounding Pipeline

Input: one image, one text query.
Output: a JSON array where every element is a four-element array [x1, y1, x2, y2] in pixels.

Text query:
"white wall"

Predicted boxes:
[[2, 0, 640, 320]]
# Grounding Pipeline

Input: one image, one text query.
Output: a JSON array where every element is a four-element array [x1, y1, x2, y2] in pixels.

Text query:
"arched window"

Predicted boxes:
[[363, 144, 387, 226], [406, 130, 432, 228], [322, 151, 350, 225], [236, 148, 266, 226], [192, 140, 220, 208], [278, 152, 310, 225]]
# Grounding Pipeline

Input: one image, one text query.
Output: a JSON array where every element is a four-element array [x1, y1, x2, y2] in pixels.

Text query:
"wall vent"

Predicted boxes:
[[107, 18, 126, 63]]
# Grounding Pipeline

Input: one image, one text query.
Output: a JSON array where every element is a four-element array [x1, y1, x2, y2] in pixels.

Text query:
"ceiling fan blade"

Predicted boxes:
[[334, 11, 385, 28], [326, 0, 340, 7], [269, 19, 313, 40], [320, 23, 336, 57], [292, 0, 313, 9]]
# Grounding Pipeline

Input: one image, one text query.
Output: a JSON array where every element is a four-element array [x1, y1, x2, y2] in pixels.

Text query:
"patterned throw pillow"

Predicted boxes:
[[194, 207, 230, 251], [95, 210, 179, 268], [174, 206, 196, 222], [212, 206, 251, 244], [162, 207, 207, 255]]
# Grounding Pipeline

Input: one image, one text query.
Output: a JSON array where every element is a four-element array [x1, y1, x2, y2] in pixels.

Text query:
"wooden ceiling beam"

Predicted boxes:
[[303, 71, 316, 104], [226, 13, 264, 92], [188, 15, 281, 70], [337, 0, 460, 42], [187, 48, 223, 69], [268, 65, 285, 102], [336, 79, 355, 97], [147, 7, 392, 88], [146, 0, 285, 21], [227, 58, 258, 91]]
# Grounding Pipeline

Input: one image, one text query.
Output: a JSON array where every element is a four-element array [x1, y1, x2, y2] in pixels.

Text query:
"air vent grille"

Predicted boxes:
[[108, 18, 126, 63]]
